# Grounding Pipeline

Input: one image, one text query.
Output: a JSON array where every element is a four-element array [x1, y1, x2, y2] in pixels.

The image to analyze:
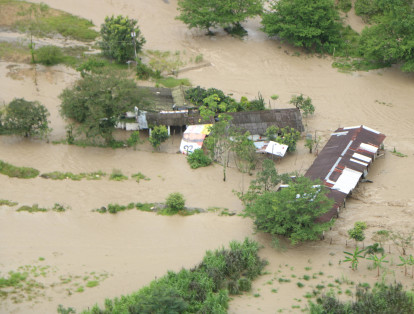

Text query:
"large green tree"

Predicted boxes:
[[176, 0, 263, 34], [99, 15, 145, 63], [261, 0, 343, 53], [244, 176, 334, 244], [59, 71, 149, 144], [358, 1, 414, 72], [1, 98, 51, 138]]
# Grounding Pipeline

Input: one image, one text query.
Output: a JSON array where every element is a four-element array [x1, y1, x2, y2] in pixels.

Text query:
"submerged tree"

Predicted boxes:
[[149, 125, 169, 150], [100, 15, 146, 63], [244, 176, 334, 244], [261, 0, 343, 53], [60, 71, 150, 145], [1, 98, 51, 138]]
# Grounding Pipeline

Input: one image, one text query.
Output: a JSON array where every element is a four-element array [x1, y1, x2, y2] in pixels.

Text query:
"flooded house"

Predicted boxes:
[[304, 125, 386, 223]]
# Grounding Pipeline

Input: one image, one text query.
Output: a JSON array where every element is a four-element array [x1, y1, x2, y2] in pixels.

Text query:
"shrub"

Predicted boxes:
[[0, 159, 39, 179], [165, 192, 185, 213], [127, 131, 141, 148], [35, 45, 64, 65], [109, 169, 128, 181], [187, 149, 212, 169]]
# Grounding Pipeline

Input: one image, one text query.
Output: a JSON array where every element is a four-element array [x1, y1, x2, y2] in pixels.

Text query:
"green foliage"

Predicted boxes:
[[348, 221, 367, 243], [86, 280, 99, 288], [244, 176, 334, 244], [131, 172, 150, 183], [35, 45, 64, 65], [237, 159, 281, 204], [311, 283, 414, 313], [155, 77, 191, 88], [1, 98, 51, 138], [354, 0, 382, 20], [109, 169, 128, 181], [364, 243, 385, 257], [59, 71, 149, 144], [136, 59, 160, 80], [126, 131, 141, 148], [149, 125, 169, 150], [367, 254, 388, 277], [176, 0, 263, 34], [265, 126, 301, 152], [262, 0, 343, 53], [0, 159, 39, 179], [392, 147, 408, 157], [187, 149, 212, 169], [165, 192, 186, 213], [343, 246, 365, 270], [99, 15, 145, 63], [17, 204, 48, 213], [76, 57, 106, 76], [52, 203, 67, 212], [289, 94, 315, 117], [0, 199, 18, 207], [232, 131, 257, 174], [40, 170, 106, 180], [358, 2, 414, 72], [337, 0, 352, 13], [82, 238, 266, 313]]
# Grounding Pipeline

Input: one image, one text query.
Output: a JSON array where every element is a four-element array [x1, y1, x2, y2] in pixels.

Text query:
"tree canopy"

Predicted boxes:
[[0, 98, 51, 138], [149, 125, 169, 150], [244, 176, 334, 244], [261, 0, 343, 53], [176, 0, 263, 34], [99, 15, 145, 63], [59, 71, 150, 144]]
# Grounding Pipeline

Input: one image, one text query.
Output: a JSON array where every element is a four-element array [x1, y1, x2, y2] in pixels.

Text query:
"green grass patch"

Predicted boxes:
[[40, 170, 106, 180], [17, 204, 47, 213], [86, 280, 99, 288], [0, 199, 18, 206], [0, 159, 39, 178], [278, 278, 291, 283], [391, 148, 407, 158], [0, 42, 30, 62], [297, 282, 305, 288], [135, 202, 154, 212], [303, 275, 311, 281], [155, 77, 191, 88], [109, 169, 128, 181], [76, 286, 84, 293], [131, 172, 150, 183]]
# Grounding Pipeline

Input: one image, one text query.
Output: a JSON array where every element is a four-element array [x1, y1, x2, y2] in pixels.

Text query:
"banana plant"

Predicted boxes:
[[367, 254, 389, 277], [398, 255, 410, 276], [343, 246, 365, 271]]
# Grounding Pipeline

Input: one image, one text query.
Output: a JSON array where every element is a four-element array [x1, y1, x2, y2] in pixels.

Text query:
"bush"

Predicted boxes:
[[35, 45, 64, 65], [187, 149, 212, 169], [127, 131, 141, 148], [165, 192, 185, 213], [0, 159, 39, 179]]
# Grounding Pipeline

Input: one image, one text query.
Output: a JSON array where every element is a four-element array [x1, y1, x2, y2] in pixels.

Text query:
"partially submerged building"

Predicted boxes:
[[305, 125, 386, 223]]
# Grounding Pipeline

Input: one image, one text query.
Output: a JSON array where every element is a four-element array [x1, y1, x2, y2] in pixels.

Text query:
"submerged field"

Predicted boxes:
[[1, 0, 414, 313]]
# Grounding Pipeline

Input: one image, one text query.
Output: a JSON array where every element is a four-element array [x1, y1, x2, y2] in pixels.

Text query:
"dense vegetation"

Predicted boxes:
[[176, 0, 263, 35], [187, 149, 212, 169], [0, 98, 51, 138], [81, 238, 267, 313], [185, 86, 265, 116], [0, 159, 39, 179], [59, 71, 150, 145], [311, 283, 414, 313], [244, 175, 334, 244], [99, 15, 146, 64]]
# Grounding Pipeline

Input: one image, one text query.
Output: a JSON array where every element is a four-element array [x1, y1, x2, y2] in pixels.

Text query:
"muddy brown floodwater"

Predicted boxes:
[[1, 0, 414, 313]]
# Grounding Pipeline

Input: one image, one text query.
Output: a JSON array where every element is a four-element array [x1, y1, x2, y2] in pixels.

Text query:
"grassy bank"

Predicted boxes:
[[0, 0, 98, 41], [0, 159, 39, 179]]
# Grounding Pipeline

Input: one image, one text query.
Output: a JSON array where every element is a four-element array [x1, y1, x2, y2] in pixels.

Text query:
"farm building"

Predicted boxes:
[[305, 125, 386, 223]]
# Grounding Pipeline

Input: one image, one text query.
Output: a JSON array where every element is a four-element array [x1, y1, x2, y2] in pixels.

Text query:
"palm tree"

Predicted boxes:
[[343, 246, 365, 271], [367, 254, 389, 277]]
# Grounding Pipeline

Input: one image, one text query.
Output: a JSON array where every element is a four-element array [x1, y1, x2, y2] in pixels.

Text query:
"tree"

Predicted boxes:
[[348, 221, 367, 246], [59, 71, 149, 144], [204, 114, 235, 181], [165, 192, 186, 213], [343, 246, 365, 271], [289, 94, 315, 117], [237, 159, 281, 205], [176, 0, 263, 34], [99, 15, 146, 63], [390, 231, 413, 256], [231, 131, 257, 174], [1, 98, 51, 138], [149, 125, 169, 150], [367, 254, 388, 277], [398, 255, 410, 277], [265, 126, 301, 152], [261, 0, 343, 53], [244, 176, 334, 244], [187, 149, 212, 169]]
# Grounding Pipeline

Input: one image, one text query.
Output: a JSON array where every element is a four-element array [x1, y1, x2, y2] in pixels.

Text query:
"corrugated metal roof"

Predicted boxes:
[[306, 125, 386, 223]]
